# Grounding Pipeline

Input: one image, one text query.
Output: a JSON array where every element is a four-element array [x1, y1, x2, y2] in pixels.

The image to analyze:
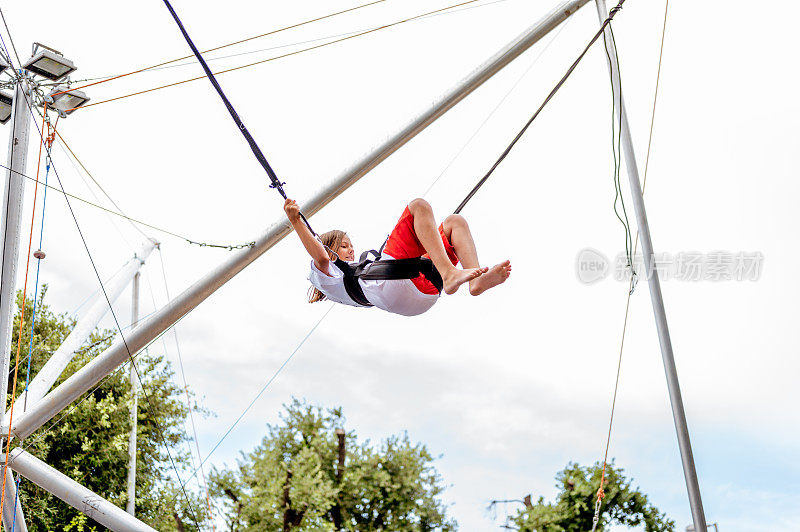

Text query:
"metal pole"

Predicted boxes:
[[5, 448, 156, 532], [2, 467, 27, 532], [0, 79, 32, 532], [592, 1, 707, 529], [0, 81, 32, 430], [125, 272, 140, 516], [21, 240, 157, 407], [9, 0, 591, 440]]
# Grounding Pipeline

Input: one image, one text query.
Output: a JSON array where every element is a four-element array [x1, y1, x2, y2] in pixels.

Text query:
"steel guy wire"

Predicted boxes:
[[48, 0, 390, 94], [76, 0, 491, 111], [152, 250, 218, 526], [52, 128, 140, 252], [55, 0, 514, 87], [179, 302, 336, 490], [0, 161, 256, 251], [100, 0, 518, 82]]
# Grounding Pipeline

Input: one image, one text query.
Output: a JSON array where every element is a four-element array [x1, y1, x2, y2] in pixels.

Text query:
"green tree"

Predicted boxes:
[[5, 287, 210, 531], [210, 398, 457, 531], [508, 461, 674, 532]]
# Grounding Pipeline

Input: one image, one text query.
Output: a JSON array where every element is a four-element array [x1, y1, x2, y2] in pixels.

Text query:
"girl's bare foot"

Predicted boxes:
[[469, 260, 511, 296], [443, 267, 488, 295]]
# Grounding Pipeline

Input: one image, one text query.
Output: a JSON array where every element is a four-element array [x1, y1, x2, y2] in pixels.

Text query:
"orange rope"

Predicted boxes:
[[50, 0, 387, 98], [0, 109, 51, 523], [66, 0, 482, 112]]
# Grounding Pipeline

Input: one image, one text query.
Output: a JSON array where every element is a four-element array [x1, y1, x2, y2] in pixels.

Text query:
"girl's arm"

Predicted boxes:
[[284, 198, 331, 275]]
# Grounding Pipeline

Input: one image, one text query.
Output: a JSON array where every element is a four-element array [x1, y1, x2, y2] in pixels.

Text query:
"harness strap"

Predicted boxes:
[[334, 258, 373, 307], [334, 247, 444, 307]]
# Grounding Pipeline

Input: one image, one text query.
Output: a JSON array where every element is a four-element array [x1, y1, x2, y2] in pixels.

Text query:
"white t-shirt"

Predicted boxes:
[[308, 257, 439, 316]]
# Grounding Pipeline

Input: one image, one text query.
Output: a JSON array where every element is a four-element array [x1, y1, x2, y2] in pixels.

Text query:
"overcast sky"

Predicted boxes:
[[1, 0, 798, 530]]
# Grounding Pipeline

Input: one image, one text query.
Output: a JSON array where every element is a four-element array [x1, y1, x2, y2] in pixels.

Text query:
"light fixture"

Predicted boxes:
[[0, 91, 12, 124], [0, 54, 9, 75], [48, 87, 89, 115], [23, 44, 76, 81]]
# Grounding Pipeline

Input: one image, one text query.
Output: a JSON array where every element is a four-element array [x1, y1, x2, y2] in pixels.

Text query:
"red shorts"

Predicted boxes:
[[382, 206, 458, 295]]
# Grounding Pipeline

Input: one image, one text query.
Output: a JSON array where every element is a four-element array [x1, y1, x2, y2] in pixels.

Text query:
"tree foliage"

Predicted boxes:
[[6, 287, 210, 531], [509, 461, 674, 532], [210, 398, 456, 531]]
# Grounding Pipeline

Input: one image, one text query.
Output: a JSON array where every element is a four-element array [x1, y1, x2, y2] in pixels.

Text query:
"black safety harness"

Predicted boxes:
[[333, 245, 443, 307]]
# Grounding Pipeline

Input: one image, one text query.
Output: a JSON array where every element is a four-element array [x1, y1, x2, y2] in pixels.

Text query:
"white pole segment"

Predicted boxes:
[[21, 240, 157, 408], [2, 467, 27, 532], [9, 0, 590, 440], [125, 272, 140, 515], [5, 448, 156, 532], [592, 1, 707, 529], [0, 82, 32, 431]]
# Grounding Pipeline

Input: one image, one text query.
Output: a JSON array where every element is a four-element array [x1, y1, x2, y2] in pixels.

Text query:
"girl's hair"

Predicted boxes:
[[308, 229, 348, 303]]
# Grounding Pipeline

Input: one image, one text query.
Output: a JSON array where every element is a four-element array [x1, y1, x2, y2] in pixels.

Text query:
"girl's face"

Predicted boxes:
[[338, 236, 355, 261]]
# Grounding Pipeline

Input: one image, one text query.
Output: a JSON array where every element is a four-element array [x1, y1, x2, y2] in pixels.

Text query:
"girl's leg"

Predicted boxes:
[[407, 199, 486, 295], [441, 213, 512, 296]]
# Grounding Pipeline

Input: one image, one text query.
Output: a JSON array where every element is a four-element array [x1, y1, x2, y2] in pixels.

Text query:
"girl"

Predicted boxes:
[[284, 197, 511, 316]]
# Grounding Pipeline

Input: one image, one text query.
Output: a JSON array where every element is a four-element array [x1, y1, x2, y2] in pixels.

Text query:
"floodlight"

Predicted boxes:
[[0, 54, 9, 75], [23, 48, 76, 81], [0, 91, 12, 124], [48, 87, 89, 115]]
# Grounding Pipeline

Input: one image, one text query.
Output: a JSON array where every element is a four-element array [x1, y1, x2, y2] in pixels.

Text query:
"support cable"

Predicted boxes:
[[0, 162, 255, 251], [153, 250, 216, 527], [180, 303, 336, 489], [591, 2, 669, 530], [56, 0, 513, 86], [52, 130, 149, 242], [50, 0, 389, 97], [73, 0, 487, 112], [453, 0, 626, 214]]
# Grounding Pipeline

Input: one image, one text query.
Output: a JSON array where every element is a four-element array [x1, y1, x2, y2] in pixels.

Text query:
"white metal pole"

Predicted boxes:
[[0, 80, 32, 532], [592, 1, 707, 530], [9, 0, 591, 440], [2, 467, 27, 532], [21, 240, 157, 407], [5, 448, 156, 532], [125, 272, 140, 516], [0, 81, 32, 431]]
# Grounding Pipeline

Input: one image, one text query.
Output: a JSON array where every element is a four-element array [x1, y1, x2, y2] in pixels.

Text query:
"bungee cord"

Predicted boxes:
[[453, 0, 627, 214]]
